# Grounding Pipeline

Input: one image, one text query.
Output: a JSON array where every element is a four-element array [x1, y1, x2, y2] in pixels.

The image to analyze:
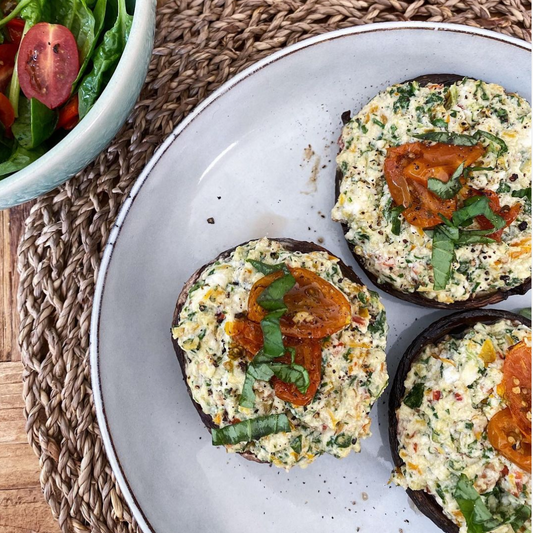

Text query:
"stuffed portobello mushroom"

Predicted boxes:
[[171, 238, 388, 470], [390, 310, 532, 533], [332, 75, 531, 308]]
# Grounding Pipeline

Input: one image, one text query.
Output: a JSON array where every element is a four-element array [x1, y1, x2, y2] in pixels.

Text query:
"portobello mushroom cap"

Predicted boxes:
[[388, 309, 532, 533], [334, 73, 531, 309], [171, 238, 365, 463]]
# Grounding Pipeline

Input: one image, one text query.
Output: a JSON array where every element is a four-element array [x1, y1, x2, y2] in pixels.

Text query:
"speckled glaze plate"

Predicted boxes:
[[90, 22, 531, 533]]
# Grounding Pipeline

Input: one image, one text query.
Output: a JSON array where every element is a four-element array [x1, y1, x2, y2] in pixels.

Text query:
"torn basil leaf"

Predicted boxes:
[[247, 259, 287, 275], [413, 131, 478, 146], [260, 310, 287, 359], [428, 162, 464, 199], [403, 382, 424, 409], [257, 273, 295, 312], [512, 187, 531, 200], [269, 362, 310, 394], [431, 228, 455, 291], [474, 130, 508, 156], [212, 414, 291, 446], [452, 196, 505, 230]]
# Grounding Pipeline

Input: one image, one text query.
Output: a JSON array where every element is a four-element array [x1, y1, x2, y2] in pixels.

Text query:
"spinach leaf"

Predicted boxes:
[[0, 136, 13, 163], [12, 97, 57, 149], [428, 162, 464, 199], [290, 435, 302, 454], [54, 0, 108, 85], [385, 203, 405, 235], [512, 187, 531, 201], [444, 84, 458, 110], [257, 273, 295, 312], [211, 414, 290, 446], [0, 143, 46, 177], [78, 0, 132, 118], [430, 118, 448, 129], [247, 259, 286, 275], [21, 0, 51, 25], [474, 130, 508, 156], [334, 434, 352, 448], [431, 227, 455, 290], [413, 131, 478, 146], [403, 382, 424, 409], [452, 196, 505, 230], [368, 310, 386, 334]]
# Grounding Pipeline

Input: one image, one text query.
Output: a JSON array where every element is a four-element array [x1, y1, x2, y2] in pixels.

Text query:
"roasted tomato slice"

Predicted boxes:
[[467, 188, 521, 242], [384, 142, 485, 207], [488, 408, 531, 472], [18, 23, 80, 110], [503, 341, 532, 440], [271, 338, 322, 406], [226, 319, 263, 356], [402, 179, 457, 228], [248, 267, 351, 338]]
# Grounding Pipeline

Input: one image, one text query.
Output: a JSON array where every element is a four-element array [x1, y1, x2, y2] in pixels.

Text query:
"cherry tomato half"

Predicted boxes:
[[7, 18, 25, 45], [271, 338, 322, 406], [56, 94, 79, 130], [248, 267, 351, 339], [18, 23, 79, 110], [488, 408, 531, 472], [0, 43, 18, 93], [0, 93, 15, 130], [503, 341, 532, 440]]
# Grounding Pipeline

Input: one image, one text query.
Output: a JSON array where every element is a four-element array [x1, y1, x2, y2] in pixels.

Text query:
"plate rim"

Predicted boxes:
[[89, 21, 531, 533]]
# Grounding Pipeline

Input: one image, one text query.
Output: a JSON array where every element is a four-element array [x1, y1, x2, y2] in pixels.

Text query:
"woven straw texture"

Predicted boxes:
[[17, 1, 531, 532]]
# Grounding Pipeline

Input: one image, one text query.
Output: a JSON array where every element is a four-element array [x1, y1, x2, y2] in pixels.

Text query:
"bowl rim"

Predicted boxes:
[[89, 21, 531, 533], [0, 0, 157, 206]]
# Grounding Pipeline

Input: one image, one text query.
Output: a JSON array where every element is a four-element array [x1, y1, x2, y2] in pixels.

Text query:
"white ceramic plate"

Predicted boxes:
[[90, 22, 531, 533]]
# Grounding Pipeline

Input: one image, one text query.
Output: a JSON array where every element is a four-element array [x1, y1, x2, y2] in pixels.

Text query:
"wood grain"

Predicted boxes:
[[1, 202, 60, 533]]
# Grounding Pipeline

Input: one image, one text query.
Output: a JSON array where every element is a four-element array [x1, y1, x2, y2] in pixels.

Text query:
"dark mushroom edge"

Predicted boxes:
[[388, 309, 532, 533], [334, 73, 531, 309], [171, 238, 366, 464]]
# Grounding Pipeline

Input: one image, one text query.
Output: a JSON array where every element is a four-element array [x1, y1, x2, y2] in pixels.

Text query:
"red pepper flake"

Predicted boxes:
[[433, 390, 441, 401], [455, 393, 463, 401]]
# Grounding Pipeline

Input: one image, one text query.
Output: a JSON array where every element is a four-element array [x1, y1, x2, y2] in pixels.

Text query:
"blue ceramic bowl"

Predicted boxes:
[[0, 0, 156, 209]]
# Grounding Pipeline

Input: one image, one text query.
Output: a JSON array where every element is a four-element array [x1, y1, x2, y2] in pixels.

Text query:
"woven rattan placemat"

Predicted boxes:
[[17, 1, 531, 532]]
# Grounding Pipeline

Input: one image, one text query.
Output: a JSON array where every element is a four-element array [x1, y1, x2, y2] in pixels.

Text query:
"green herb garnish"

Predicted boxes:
[[428, 162, 464, 199], [512, 187, 531, 200], [413, 131, 478, 146], [385, 202, 405, 235], [403, 383, 424, 409], [212, 414, 291, 446]]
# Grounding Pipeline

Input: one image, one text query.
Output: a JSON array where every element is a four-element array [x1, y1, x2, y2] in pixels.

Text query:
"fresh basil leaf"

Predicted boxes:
[[464, 166, 494, 180], [247, 259, 286, 275], [454, 475, 505, 533], [78, 0, 132, 118], [519, 308, 532, 320], [454, 232, 496, 245], [431, 228, 455, 290], [260, 310, 286, 359], [212, 414, 291, 446], [238, 369, 257, 408], [474, 130, 508, 155], [257, 273, 295, 312], [290, 435, 302, 454], [452, 196, 505, 230], [385, 203, 405, 235], [12, 97, 57, 149], [403, 382, 424, 409], [413, 131, 478, 146], [269, 362, 310, 394], [428, 162, 464, 199], [508, 504, 532, 531], [0, 143, 46, 177], [512, 187, 531, 200]]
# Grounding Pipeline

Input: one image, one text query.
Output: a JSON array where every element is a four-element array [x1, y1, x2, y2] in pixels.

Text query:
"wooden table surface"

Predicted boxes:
[[1, 203, 61, 533]]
